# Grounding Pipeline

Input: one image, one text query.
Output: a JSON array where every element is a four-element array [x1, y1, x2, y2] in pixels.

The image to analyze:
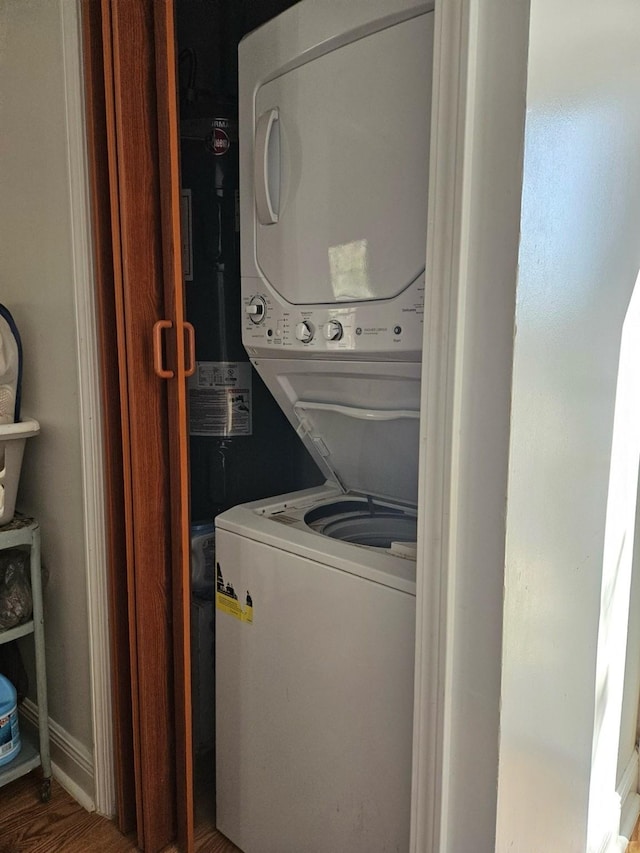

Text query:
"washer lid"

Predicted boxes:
[[293, 401, 419, 505]]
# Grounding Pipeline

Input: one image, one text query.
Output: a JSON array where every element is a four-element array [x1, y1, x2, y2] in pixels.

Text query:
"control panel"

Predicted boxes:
[[241, 275, 425, 360]]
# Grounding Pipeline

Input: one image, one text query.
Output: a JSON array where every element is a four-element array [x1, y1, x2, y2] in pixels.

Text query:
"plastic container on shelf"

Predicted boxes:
[[191, 521, 215, 597], [0, 673, 20, 767], [0, 419, 39, 527]]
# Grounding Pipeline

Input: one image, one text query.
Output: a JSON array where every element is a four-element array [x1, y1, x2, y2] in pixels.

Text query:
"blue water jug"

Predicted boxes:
[[191, 521, 215, 597], [0, 673, 20, 766]]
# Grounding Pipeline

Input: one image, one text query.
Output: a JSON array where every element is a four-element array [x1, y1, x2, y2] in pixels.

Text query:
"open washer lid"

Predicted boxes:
[[251, 358, 422, 506], [293, 400, 419, 506]]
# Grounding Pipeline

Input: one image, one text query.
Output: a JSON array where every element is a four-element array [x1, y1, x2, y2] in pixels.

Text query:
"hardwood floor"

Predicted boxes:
[[0, 771, 240, 852], [4, 770, 639, 853], [629, 814, 640, 853]]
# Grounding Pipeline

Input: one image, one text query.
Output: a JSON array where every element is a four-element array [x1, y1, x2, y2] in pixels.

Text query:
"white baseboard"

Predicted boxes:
[[50, 758, 95, 813], [20, 698, 95, 812]]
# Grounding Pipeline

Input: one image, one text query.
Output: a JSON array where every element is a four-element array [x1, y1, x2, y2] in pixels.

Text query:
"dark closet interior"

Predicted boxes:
[[175, 0, 322, 833]]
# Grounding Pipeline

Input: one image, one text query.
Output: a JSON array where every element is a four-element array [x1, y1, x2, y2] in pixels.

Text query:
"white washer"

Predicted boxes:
[[215, 1, 433, 850], [215, 359, 422, 853], [215, 483, 416, 853]]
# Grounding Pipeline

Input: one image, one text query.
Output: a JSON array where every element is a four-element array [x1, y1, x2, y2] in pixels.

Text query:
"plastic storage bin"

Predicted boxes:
[[0, 419, 39, 526]]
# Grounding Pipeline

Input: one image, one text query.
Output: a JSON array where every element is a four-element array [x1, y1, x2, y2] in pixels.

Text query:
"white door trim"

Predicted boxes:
[[61, 0, 114, 817], [410, 2, 471, 849], [411, 1, 530, 849]]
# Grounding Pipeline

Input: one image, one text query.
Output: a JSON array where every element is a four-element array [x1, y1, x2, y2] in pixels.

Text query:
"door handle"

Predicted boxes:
[[152, 319, 174, 379], [184, 322, 196, 377], [254, 107, 280, 225]]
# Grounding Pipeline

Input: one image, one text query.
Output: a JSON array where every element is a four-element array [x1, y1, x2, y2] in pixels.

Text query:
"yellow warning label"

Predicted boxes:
[[216, 591, 253, 624]]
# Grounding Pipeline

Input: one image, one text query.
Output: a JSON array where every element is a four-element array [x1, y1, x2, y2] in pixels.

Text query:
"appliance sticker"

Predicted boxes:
[[188, 361, 252, 437], [206, 118, 231, 156], [216, 564, 253, 624], [180, 189, 193, 281]]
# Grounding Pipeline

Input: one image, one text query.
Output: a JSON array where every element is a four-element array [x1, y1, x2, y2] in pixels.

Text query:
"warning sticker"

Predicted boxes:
[[188, 361, 252, 437], [216, 564, 253, 624]]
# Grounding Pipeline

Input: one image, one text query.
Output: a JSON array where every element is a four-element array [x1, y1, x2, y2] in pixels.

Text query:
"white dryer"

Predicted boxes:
[[215, 1, 433, 851], [239, 0, 433, 364]]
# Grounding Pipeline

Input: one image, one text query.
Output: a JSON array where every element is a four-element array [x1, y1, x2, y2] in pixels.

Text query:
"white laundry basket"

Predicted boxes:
[[0, 418, 39, 526]]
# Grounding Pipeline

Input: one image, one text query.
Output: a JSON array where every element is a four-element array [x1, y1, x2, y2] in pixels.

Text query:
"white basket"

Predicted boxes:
[[0, 419, 39, 526]]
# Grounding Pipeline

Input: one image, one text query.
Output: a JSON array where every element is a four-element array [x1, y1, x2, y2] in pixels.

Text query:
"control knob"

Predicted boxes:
[[295, 321, 314, 343], [323, 320, 343, 341], [245, 295, 266, 324]]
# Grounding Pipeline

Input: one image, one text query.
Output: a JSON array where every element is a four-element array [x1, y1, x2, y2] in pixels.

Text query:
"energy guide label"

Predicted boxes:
[[188, 361, 252, 437]]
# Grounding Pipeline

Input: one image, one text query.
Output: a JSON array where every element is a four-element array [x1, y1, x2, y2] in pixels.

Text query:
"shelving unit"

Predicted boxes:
[[0, 514, 51, 801]]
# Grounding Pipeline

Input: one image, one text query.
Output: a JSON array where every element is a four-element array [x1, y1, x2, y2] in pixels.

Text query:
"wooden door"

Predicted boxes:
[[153, 3, 195, 851], [82, 1, 193, 850]]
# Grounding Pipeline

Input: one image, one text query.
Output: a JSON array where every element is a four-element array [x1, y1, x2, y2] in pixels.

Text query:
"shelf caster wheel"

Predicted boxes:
[[40, 778, 51, 803]]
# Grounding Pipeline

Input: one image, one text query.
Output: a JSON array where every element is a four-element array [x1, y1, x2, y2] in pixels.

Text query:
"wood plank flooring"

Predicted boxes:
[[629, 815, 640, 853], [4, 769, 640, 853], [0, 771, 240, 852]]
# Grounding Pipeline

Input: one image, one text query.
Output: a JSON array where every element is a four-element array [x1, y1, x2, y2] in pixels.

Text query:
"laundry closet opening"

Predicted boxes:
[[175, 0, 432, 848]]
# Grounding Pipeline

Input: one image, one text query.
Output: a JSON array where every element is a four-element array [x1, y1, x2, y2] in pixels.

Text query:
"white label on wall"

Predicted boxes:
[[188, 361, 252, 437], [181, 189, 193, 281]]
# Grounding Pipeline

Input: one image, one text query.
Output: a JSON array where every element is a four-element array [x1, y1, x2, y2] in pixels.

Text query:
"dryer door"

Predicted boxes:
[[253, 11, 433, 306]]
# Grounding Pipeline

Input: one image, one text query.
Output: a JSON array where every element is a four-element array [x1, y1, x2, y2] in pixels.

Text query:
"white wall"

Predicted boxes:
[[0, 0, 94, 799], [497, 1, 640, 850]]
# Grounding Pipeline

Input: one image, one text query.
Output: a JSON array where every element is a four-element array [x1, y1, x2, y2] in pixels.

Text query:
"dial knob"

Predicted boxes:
[[323, 320, 343, 341], [246, 295, 266, 324], [295, 321, 314, 343]]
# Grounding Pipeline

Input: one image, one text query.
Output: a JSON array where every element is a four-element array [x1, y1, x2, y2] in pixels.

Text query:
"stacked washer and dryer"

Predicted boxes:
[[215, 1, 434, 851]]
